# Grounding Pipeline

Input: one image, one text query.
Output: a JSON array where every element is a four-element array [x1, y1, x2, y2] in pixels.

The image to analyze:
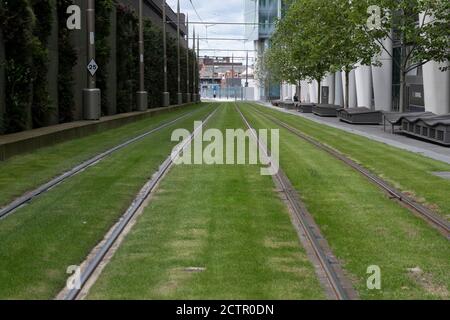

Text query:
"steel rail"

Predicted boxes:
[[250, 105, 450, 238], [0, 106, 206, 220], [64, 107, 219, 300], [235, 104, 353, 300]]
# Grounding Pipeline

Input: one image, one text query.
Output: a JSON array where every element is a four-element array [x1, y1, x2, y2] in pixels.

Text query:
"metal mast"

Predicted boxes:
[[176, 0, 182, 105], [83, 0, 101, 120], [186, 14, 190, 103], [136, 0, 148, 111], [162, 0, 170, 106]]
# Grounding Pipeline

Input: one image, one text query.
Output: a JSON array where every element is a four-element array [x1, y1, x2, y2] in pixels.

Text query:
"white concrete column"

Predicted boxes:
[[300, 80, 310, 102], [322, 73, 335, 104], [309, 81, 319, 103], [334, 71, 344, 107], [372, 35, 393, 111], [342, 70, 357, 108], [423, 61, 450, 114], [420, 13, 450, 114], [355, 65, 373, 108]]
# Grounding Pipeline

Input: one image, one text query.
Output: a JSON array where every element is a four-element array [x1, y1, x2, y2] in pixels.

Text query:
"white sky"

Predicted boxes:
[[166, 0, 256, 64]]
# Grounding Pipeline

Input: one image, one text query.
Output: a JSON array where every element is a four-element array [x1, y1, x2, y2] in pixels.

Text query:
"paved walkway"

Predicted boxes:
[[256, 101, 450, 165]]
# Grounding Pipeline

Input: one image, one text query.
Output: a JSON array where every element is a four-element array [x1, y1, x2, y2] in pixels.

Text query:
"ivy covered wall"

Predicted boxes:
[[0, 1, 198, 135]]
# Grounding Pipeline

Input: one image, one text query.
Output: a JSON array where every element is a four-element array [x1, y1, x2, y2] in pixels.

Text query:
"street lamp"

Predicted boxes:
[[83, 0, 101, 120], [136, 0, 148, 111], [162, 0, 170, 107]]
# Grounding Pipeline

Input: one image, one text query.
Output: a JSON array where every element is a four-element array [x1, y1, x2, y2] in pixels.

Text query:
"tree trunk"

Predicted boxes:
[[345, 70, 350, 109], [399, 70, 407, 113], [317, 79, 321, 104]]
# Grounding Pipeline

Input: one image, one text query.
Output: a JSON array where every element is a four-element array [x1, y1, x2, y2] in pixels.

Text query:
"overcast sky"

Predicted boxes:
[[166, 0, 256, 64]]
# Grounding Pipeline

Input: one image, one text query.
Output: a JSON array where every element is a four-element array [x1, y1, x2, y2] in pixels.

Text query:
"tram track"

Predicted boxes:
[[235, 103, 357, 300], [61, 106, 219, 300], [0, 106, 207, 220], [247, 104, 450, 238]]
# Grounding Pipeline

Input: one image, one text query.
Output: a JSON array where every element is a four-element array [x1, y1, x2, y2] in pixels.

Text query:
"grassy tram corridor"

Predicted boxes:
[[88, 104, 325, 300], [0, 104, 204, 208], [239, 103, 449, 300], [249, 103, 450, 220], [0, 104, 214, 299]]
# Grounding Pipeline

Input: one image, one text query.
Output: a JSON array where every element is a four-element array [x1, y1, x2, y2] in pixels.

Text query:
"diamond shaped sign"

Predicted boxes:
[[87, 59, 98, 76]]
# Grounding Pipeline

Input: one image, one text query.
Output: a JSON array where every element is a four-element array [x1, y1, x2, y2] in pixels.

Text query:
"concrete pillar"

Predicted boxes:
[[423, 61, 450, 115], [71, 0, 87, 121], [355, 65, 373, 108], [334, 71, 344, 107], [300, 80, 310, 102], [45, 0, 59, 125], [322, 73, 335, 104], [342, 70, 357, 108], [0, 21, 5, 134], [106, 6, 117, 115], [309, 81, 319, 103], [372, 35, 393, 111], [420, 14, 450, 114]]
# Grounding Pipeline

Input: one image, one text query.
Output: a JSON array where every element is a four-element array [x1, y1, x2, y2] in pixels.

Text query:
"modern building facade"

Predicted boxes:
[[199, 56, 246, 99], [245, 0, 282, 101], [277, 9, 449, 115]]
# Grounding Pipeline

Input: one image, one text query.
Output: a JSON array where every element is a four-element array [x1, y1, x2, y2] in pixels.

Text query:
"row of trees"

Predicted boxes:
[[263, 0, 449, 111]]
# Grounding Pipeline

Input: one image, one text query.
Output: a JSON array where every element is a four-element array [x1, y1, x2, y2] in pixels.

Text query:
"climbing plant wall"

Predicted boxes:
[[0, 2, 199, 134]]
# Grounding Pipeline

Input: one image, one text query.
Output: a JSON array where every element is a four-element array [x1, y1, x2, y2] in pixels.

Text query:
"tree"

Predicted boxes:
[[363, 0, 450, 111], [265, 0, 379, 107]]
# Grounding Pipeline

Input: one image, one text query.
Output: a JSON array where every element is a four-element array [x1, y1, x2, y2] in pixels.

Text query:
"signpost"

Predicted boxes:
[[83, 0, 101, 120]]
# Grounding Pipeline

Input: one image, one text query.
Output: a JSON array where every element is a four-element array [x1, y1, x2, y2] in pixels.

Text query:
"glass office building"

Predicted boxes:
[[245, 0, 282, 100]]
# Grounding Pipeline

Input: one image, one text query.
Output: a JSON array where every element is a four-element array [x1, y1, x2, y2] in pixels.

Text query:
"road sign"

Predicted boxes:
[[87, 59, 98, 76]]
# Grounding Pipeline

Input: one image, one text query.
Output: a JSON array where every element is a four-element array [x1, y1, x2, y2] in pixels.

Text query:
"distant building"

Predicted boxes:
[[199, 56, 246, 98], [244, 0, 282, 101]]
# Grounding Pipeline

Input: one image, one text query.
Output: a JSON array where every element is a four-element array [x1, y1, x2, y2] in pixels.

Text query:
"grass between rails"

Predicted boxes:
[[250, 103, 450, 220], [240, 103, 450, 300], [87, 103, 325, 300], [0, 105, 214, 299], [0, 104, 205, 208]]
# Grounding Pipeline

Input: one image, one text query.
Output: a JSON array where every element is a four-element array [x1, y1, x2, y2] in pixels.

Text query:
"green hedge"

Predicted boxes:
[[0, 2, 199, 134], [57, 0, 77, 124]]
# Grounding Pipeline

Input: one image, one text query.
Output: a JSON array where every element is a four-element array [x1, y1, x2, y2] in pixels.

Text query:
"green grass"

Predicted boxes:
[[0, 105, 214, 299], [0, 104, 204, 208], [240, 103, 450, 300], [87, 103, 325, 300], [249, 103, 450, 220]]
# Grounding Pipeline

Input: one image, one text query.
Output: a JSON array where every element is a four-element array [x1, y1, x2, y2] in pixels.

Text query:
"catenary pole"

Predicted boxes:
[[186, 14, 190, 103], [162, 0, 170, 106], [197, 34, 200, 101], [136, 0, 148, 111], [176, 0, 182, 105], [83, 0, 101, 120], [192, 27, 196, 102]]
